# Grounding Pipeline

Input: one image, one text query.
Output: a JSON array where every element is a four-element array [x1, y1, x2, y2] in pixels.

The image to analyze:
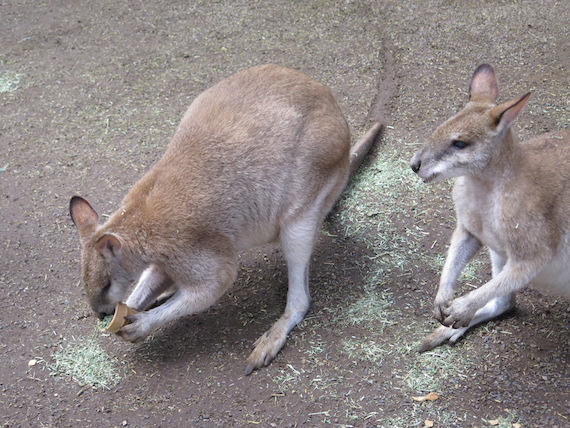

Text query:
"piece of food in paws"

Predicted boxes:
[[104, 302, 139, 333]]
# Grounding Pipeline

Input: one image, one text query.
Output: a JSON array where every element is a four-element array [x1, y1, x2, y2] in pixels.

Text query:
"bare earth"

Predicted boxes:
[[1, 1, 569, 427]]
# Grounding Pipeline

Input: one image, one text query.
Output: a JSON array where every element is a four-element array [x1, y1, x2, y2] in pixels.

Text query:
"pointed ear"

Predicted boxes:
[[490, 92, 531, 132], [95, 233, 123, 260], [469, 64, 498, 103], [70, 196, 99, 239]]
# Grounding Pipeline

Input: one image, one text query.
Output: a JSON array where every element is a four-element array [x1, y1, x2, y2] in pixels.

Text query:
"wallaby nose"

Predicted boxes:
[[410, 160, 421, 173]]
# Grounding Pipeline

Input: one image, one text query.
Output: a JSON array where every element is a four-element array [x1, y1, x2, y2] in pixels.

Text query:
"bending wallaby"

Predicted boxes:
[[410, 64, 570, 351], [70, 64, 382, 375]]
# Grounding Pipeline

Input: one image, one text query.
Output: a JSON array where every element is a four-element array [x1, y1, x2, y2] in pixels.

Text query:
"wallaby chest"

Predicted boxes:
[[453, 177, 506, 255]]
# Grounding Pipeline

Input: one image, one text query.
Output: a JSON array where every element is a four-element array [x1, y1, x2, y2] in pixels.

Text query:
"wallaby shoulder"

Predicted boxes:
[[522, 130, 570, 176]]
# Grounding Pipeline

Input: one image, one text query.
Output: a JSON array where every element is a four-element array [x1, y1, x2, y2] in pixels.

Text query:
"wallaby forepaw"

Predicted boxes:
[[440, 296, 478, 328], [117, 313, 152, 343], [433, 294, 454, 324], [433, 303, 449, 324], [444, 316, 471, 329]]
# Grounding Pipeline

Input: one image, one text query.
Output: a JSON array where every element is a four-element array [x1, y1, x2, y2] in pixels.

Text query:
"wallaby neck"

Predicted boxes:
[[473, 129, 523, 185]]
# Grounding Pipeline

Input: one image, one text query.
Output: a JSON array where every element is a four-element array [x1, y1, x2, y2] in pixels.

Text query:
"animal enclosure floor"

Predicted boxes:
[[1, 0, 569, 426]]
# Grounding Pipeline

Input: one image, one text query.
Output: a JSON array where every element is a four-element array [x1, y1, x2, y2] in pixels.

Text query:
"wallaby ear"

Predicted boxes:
[[95, 233, 123, 260], [469, 64, 498, 103], [70, 196, 99, 239], [490, 92, 531, 132]]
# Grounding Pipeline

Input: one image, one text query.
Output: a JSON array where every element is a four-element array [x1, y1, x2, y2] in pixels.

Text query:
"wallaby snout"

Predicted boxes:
[[410, 157, 421, 173], [409, 145, 446, 183], [414, 63, 570, 352]]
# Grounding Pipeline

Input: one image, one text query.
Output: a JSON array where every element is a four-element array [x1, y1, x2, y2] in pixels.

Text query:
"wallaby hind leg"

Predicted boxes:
[[244, 212, 319, 376], [489, 249, 506, 278], [419, 293, 516, 352]]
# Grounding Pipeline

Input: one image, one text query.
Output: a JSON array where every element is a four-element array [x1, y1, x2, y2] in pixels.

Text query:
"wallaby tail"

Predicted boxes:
[[348, 122, 383, 177]]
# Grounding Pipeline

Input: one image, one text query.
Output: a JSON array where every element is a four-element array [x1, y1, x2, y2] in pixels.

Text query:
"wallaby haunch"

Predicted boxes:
[[70, 64, 382, 375], [410, 64, 570, 351]]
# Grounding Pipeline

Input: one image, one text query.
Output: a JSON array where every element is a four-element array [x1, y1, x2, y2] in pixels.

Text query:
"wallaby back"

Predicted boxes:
[[410, 64, 570, 351], [70, 64, 382, 374]]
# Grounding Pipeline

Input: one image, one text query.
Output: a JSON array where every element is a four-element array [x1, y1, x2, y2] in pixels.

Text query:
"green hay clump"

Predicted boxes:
[[0, 70, 22, 93], [336, 290, 395, 333], [50, 335, 120, 389], [97, 315, 114, 331]]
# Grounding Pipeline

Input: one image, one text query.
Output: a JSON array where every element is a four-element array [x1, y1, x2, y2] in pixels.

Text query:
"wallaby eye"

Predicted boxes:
[[452, 140, 470, 149], [101, 282, 112, 293]]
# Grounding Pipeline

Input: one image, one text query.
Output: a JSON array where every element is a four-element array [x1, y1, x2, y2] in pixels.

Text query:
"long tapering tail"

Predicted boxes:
[[348, 122, 383, 177]]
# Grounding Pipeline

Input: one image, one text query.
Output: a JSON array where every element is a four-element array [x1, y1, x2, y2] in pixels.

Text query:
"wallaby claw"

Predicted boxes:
[[244, 364, 254, 376]]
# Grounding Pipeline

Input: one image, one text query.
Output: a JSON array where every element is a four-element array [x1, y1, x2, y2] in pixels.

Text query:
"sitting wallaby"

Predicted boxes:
[[410, 64, 570, 351], [70, 64, 382, 375]]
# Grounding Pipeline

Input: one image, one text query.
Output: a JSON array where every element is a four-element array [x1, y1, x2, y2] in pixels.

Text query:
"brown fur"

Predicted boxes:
[[410, 64, 570, 351], [70, 64, 382, 374]]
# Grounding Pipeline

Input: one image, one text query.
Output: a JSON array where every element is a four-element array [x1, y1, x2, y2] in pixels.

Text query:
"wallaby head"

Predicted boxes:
[[70, 196, 140, 317], [410, 64, 530, 182]]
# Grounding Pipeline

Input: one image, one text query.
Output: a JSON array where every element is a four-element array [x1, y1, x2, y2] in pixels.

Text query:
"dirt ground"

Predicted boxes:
[[1, 0, 569, 427]]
